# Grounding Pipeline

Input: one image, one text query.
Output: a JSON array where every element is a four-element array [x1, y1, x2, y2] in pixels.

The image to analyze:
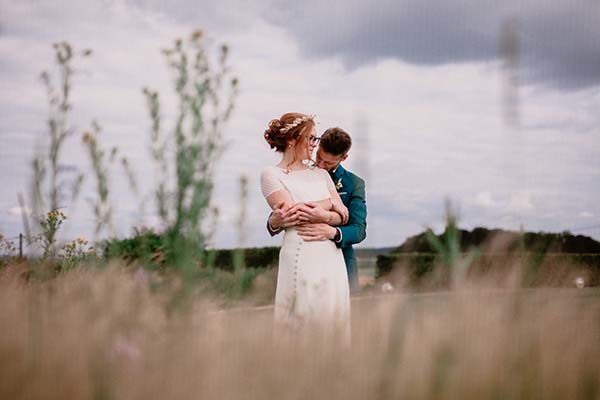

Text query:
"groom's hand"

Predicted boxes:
[[297, 223, 337, 241], [296, 202, 331, 224], [271, 202, 300, 228]]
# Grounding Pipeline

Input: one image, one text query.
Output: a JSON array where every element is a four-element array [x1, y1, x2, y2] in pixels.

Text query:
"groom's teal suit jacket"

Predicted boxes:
[[328, 164, 367, 292]]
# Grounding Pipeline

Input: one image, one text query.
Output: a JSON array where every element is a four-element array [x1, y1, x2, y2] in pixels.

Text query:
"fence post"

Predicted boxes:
[[19, 233, 23, 259]]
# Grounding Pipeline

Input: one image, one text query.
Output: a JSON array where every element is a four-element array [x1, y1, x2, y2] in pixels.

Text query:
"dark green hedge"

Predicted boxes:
[[393, 228, 600, 254], [103, 231, 166, 264], [207, 247, 280, 271], [103, 231, 280, 270], [376, 253, 437, 280]]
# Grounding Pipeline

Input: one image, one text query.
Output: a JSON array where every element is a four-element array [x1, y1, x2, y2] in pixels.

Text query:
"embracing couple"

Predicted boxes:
[[260, 112, 367, 341]]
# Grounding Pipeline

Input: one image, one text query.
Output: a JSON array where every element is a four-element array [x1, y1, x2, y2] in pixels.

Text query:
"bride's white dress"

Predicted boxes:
[[261, 165, 350, 342]]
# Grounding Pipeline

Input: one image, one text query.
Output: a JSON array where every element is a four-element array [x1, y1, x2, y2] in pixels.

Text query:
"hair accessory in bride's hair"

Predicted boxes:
[[279, 114, 315, 133]]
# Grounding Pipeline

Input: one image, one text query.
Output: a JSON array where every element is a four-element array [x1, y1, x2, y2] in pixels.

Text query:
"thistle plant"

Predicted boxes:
[[142, 29, 238, 266], [39, 209, 67, 258], [0, 234, 17, 265], [58, 237, 95, 271], [31, 42, 90, 245], [33, 42, 90, 214]]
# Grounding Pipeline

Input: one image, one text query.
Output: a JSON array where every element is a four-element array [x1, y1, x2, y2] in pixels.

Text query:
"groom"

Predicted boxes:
[[267, 127, 367, 293]]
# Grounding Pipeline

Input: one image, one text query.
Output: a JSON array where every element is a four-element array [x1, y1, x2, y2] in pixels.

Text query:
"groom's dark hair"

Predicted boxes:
[[320, 127, 352, 156]]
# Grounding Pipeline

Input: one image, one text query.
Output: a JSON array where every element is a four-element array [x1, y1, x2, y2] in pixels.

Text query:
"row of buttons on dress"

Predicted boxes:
[[293, 238, 303, 290]]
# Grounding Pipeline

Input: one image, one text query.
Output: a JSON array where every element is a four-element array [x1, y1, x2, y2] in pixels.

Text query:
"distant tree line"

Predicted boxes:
[[376, 227, 600, 288], [393, 227, 600, 254]]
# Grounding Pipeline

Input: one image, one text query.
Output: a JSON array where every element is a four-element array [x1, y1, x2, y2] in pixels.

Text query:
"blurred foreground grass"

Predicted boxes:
[[1, 264, 599, 400]]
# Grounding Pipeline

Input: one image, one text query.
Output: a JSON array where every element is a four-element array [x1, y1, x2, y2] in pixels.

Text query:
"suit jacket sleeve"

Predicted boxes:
[[267, 212, 283, 236], [336, 178, 367, 248]]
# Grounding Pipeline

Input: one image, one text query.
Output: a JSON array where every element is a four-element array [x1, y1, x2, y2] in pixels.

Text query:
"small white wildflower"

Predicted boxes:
[[381, 282, 394, 293]]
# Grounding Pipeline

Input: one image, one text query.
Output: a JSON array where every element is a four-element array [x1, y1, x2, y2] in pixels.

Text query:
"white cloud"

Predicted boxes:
[[507, 191, 535, 213], [474, 191, 498, 208], [579, 211, 594, 218]]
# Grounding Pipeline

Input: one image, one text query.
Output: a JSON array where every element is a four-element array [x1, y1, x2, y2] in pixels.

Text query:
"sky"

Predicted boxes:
[[1, 0, 599, 250]]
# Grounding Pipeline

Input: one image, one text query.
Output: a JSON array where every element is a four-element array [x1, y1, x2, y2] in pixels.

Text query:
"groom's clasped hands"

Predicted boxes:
[[271, 201, 340, 241]]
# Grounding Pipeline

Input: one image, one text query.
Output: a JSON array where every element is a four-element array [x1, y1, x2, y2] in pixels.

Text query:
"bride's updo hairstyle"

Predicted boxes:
[[264, 112, 316, 152]]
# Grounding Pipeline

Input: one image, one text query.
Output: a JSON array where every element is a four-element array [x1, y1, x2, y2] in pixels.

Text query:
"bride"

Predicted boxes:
[[261, 112, 351, 342]]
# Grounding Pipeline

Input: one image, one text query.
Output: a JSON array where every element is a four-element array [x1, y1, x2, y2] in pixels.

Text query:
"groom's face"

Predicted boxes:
[[315, 147, 347, 171]]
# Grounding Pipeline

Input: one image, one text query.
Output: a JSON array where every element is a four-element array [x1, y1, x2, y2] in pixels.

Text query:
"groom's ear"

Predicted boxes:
[[341, 153, 348, 162]]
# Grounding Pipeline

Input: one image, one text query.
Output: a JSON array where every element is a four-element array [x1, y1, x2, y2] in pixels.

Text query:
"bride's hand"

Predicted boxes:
[[333, 201, 349, 225], [272, 201, 301, 228], [296, 202, 331, 224]]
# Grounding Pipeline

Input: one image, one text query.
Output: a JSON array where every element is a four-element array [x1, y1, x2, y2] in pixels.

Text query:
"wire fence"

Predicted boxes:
[[2, 225, 600, 244], [2, 223, 600, 259]]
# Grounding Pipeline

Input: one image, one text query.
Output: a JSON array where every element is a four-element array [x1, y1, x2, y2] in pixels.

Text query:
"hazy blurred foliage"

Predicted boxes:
[[22, 30, 242, 302], [80, 118, 137, 240], [425, 200, 479, 288], [0, 265, 598, 400], [102, 228, 279, 302], [142, 29, 238, 269], [233, 175, 249, 273], [82, 122, 115, 237], [100, 223, 277, 307], [102, 228, 165, 267], [500, 18, 520, 128], [132, 29, 240, 308], [30, 43, 91, 250], [0, 234, 17, 266]]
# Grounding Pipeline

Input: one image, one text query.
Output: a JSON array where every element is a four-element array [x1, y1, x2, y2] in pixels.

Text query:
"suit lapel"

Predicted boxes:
[[333, 165, 351, 206], [332, 164, 346, 181]]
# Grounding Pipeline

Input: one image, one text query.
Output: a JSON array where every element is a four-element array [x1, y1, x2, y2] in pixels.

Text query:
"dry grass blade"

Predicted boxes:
[[1, 263, 598, 400]]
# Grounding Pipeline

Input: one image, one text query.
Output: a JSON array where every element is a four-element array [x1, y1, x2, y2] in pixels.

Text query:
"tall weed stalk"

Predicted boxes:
[[30, 42, 90, 253], [142, 29, 238, 268], [426, 200, 479, 288]]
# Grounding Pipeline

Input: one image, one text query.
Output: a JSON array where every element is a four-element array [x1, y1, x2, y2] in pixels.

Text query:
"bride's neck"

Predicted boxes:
[[279, 150, 305, 169]]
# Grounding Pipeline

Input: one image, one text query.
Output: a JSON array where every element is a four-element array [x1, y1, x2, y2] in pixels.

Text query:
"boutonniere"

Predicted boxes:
[[335, 178, 343, 191]]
